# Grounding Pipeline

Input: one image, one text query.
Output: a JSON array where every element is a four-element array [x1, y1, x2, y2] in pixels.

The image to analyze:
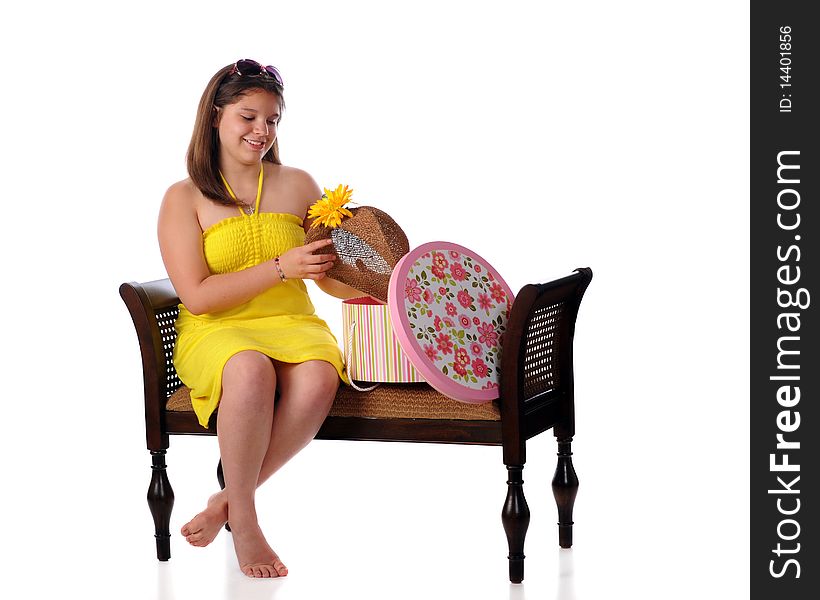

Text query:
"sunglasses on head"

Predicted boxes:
[[230, 59, 284, 87]]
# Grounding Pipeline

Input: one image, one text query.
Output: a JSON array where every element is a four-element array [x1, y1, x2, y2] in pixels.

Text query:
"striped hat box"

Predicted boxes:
[[342, 296, 425, 383]]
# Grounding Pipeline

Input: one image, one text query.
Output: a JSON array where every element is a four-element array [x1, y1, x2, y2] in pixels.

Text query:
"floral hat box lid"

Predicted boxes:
[[387, 241, 515, 403]]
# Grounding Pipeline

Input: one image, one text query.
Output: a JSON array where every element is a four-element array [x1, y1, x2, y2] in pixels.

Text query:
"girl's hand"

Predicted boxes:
[[277, 239, 336, 281]]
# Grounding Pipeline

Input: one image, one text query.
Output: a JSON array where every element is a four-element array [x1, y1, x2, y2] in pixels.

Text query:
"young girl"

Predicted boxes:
[[158, 60, 361, 578]]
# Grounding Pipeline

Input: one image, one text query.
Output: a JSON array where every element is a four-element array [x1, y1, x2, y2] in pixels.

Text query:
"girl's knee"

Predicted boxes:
[[310, 361, 340, 395], [297, 361, 339, 409], [222, 351, 277, 398]]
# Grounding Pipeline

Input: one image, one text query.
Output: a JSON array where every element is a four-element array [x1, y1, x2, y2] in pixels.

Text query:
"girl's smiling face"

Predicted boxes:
[[215, 89, 281, 166]]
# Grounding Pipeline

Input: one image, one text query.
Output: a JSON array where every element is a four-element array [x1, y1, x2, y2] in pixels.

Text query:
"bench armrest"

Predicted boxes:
[[500, 268, 593, 463], [120, 278, 181, 450]]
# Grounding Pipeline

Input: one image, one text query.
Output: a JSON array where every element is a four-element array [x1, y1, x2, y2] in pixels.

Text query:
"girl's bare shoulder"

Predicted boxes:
[[275, 165, 322, 195], [162, 178, 200, 208], [158, 179, 208, 233]]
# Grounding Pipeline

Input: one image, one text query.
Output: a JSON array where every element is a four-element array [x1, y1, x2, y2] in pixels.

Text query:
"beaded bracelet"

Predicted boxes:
[[274, 256, 287, 282]]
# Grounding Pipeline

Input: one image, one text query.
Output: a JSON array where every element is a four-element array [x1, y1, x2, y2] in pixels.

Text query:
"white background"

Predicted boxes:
[[1, 1, 749, 598]]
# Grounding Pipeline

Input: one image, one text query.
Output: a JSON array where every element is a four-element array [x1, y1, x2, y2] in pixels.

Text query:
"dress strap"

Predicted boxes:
[[218, 165, 264, 216], [254, 164, 264, 214]]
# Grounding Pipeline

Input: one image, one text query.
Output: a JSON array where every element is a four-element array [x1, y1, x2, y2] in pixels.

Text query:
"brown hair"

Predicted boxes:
[[186, 63, 286, 206]]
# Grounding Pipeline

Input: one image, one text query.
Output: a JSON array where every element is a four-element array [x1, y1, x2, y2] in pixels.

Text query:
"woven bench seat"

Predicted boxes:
[[167, 382, 501, 421]]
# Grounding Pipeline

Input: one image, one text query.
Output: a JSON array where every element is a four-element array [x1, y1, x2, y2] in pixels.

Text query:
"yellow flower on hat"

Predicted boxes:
[[307, 184, 355, 229]]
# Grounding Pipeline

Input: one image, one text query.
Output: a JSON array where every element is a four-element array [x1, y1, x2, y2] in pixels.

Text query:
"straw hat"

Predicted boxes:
[[304, 186, 409, 302]]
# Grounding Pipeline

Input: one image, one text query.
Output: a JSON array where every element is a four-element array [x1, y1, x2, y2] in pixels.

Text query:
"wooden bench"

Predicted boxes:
[[119, 267, 592, 583]]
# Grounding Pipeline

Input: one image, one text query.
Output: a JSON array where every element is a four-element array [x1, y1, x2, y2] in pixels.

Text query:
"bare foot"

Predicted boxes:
[[231, 522, 289, 578], [181, 492, 228, 547]]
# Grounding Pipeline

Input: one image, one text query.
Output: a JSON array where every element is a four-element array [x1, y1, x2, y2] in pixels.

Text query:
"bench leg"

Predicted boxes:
[[148, 450, 175, 560], [216, 459, 231, 532], [216, 458, 225, 490], [502, 465, 530, 584], [551, 437, 578, 548]]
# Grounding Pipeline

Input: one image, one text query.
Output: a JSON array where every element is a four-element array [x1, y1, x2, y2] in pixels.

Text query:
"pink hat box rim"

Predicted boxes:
[[387, 240, 515, 403]]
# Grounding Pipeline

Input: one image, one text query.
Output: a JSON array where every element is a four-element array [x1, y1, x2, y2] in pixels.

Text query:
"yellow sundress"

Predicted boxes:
[[173, 174, 347, 428]]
